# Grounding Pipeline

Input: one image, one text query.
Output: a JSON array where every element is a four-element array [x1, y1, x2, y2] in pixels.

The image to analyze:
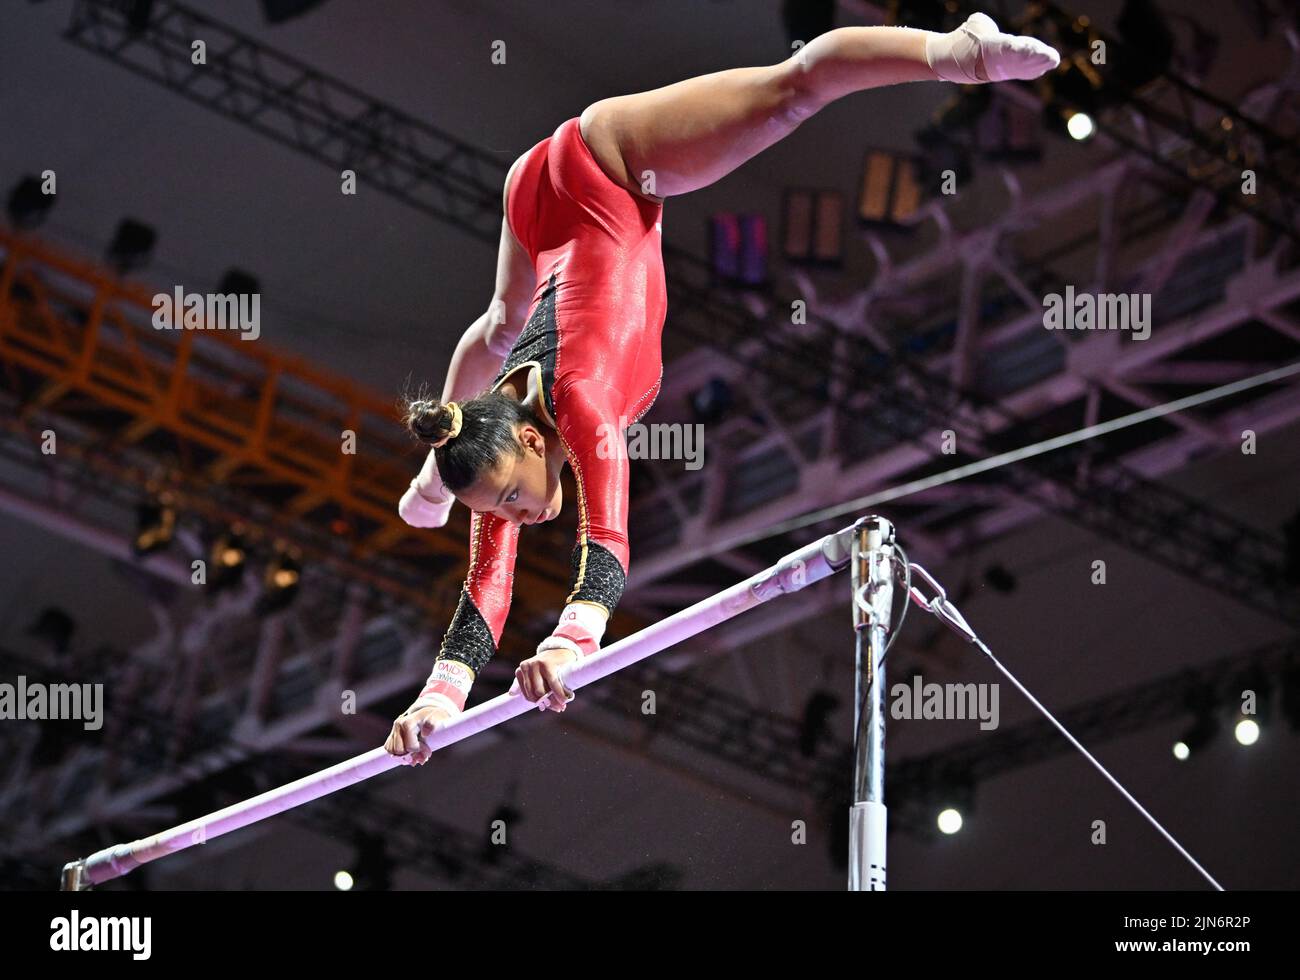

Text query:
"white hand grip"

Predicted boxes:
[[398, 482, 453, 528]]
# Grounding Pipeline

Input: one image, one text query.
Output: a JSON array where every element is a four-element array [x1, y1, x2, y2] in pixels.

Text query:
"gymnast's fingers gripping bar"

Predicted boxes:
[[63, 522, 860, 889]]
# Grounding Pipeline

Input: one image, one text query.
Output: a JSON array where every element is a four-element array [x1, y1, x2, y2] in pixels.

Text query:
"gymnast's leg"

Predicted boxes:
[[581, 13, 1058, 199]]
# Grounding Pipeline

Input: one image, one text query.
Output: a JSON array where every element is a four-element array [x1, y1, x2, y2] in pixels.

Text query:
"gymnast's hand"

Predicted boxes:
[[384, 704, 452, 766], [399, 447, 456, 529], [509, 648, 576, 713]]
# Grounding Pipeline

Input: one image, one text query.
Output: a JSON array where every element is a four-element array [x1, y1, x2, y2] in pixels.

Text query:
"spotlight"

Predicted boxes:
[[689, 377, 733, 426], [333, 869, 354, 891], [937, 807, 963, 835], [7, 176, 54, 230], [933, 774, 975, 836], [1066, 111, 1095, 141], [1172, 741, 1190, 761], [216, 268, 260, 297], [1040, 60, 1103, 142], [105, 218, 157, 276], [133, 492, 176, 557], [217, 537, 246, 569], [206, 528, 248, 595], [1234, 718, 1261, 746], [256, 543, 302, 615]]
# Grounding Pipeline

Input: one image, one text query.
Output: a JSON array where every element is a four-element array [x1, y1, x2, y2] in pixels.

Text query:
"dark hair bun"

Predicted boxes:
[[404, 397, 454, 445]]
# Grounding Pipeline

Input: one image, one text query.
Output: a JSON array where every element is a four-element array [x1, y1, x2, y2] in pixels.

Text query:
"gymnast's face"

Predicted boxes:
[[457, 422, 562, 526]]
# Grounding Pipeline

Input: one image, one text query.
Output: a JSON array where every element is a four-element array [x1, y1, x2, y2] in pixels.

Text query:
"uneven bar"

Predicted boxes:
[[64, 521, 858, 888]]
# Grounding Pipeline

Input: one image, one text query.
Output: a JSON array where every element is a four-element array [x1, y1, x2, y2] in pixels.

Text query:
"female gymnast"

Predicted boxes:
[[385, 13, 1059, 764]]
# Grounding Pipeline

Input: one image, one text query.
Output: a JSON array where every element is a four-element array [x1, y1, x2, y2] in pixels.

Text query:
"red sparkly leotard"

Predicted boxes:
[[417, 116, 667, 710]]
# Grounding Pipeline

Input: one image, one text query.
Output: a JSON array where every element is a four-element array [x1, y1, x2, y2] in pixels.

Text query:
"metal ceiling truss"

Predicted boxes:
[[64, 0, 507, 245]]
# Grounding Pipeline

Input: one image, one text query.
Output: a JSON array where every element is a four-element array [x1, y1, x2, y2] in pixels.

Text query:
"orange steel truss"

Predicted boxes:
[[0, 226, 574, 642]]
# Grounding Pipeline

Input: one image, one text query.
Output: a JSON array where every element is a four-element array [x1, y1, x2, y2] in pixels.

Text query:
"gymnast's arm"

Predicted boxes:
[[451, 214, 536, 393], [511, 381, 632, 710], [385, 509, 522, 764], [386, 221, 536, 763], [399, 215, 537, 527]]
